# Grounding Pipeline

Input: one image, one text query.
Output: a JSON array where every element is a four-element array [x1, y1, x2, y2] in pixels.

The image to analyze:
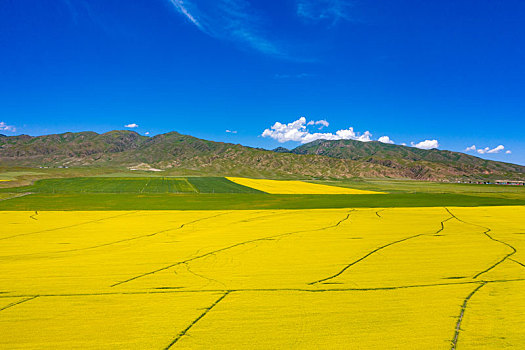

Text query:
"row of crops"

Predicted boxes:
[[0, 177, 264, 194]]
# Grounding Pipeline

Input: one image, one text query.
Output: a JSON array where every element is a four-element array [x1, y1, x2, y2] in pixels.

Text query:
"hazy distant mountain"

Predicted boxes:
[[272, 147, 291, 153], [1, 130, 523, 180]]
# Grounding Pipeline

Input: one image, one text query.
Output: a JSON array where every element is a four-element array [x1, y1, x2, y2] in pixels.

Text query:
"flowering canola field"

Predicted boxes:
[[0, 206, 524, 349], [226, 177, 383, 194]]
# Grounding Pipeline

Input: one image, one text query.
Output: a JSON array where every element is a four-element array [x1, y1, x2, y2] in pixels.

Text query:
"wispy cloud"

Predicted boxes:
[[0, 121, 16, 133], [124, 123, 139, 128], [168, 0, 283, 57], [61, 0, 112, 34], [226, 129, 237, 133], [296, 0, 352, 24], [274, 73, 315, 79], [169, 0, 203, 29], [262, 117, 373, 144]]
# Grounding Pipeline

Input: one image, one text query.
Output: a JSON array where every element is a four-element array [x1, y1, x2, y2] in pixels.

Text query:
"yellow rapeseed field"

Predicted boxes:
[[0, 206, 524, 348], [226, 177, 383, 194]]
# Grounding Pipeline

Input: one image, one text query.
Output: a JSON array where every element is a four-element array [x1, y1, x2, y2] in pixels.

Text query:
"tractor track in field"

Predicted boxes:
[[0, 211, 139, 241], [0, 296, 39, 312], [509, 258, 525, 269], [445, 208, 518, 279], [450, 282, 487, 350], [163, 291, 231, 349], [183, 262, 228, 289], [435, 216, 454, 235], [181, 178, 199, 194], [3, 278, 525, 299], [3, 212, 231, 258], [139, 178, 152, 193], [237, 210, 292, 223], [308, 233, 426, 285], [0, 211, 283, 260], [308, 210, 454, 285], [110, 211, 353, 287], [0, 192, 32, 202], [375, 209, 385, 218]]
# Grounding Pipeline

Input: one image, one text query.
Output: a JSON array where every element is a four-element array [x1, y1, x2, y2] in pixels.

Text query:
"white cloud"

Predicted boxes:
[[411, 139, 439, 150], [378, 136, 394, 144], [401, 142, 407, 146], [262, 117, 372, 144], [475, 145, 506, 154], [226, 129, 238, 134], [145, 132, 150, 135], [0, 121, 16, 132], [296, 0, 351, 24], [124, 123, 139, 128], [168, 0, 283, 57], [487, 145, 505, 154], [476, 148, 489, 154], [467, 144, 512, 155]]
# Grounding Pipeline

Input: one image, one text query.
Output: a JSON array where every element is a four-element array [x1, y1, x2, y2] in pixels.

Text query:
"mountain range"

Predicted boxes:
[[1, 131, 523, 181]]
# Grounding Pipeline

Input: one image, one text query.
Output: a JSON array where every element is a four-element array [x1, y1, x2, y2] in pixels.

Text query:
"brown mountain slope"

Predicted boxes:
[[0, 131, 523, 180]]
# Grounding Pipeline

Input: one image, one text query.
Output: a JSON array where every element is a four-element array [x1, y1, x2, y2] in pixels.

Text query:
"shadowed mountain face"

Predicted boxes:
[[0, 131, 523, 180]]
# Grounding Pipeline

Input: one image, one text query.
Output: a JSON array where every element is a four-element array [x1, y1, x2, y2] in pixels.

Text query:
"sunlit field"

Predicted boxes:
[[226, 176, 383, 194], [3, 0, 525, 348], [1, 206, 524, 349]]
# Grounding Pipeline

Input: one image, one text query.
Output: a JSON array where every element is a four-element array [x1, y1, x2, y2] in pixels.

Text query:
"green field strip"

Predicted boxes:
[[0, 193, 523, 211], [0, 176, 265, 194], [0, 193, 31, 201], [314, 179, 525, 195], [0, 177, 199, 194], [186, 177, 266, 193], [139, 177, 151, 193]]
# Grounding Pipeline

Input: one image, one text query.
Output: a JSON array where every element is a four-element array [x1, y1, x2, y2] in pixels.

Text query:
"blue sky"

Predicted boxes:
[[1, 0, 524, 164]]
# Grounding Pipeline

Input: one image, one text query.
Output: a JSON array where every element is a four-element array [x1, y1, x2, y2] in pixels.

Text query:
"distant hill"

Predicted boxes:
[[290, 139, 524, 180], [272, 147, 291, 153], [0, 130, 523, 181]]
